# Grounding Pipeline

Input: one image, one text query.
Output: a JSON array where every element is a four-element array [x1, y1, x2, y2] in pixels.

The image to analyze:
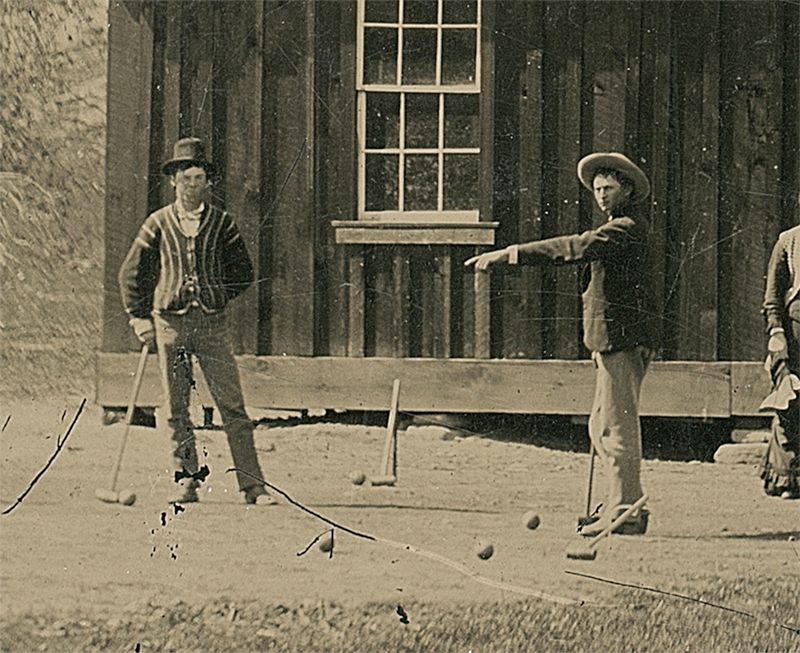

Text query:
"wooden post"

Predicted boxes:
[[392, 251, 410, 357], [474, 270, 490, 359], [431, 247, 452, 358], [348, 247, 365, 357]]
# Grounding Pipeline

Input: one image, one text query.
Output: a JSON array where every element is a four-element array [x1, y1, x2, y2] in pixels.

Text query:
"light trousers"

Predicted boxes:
[[153, 308, 264, 492], [588, 346, 653, 514]]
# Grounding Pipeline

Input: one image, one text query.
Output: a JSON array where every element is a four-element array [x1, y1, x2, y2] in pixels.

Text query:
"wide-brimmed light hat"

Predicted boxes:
[[162, 137, 216, 177], [577, 152, 650, 204]]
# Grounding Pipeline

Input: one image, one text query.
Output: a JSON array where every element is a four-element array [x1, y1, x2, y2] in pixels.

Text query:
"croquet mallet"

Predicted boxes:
[[370, 379, 401, 486], [566, 494, 648, 560], [577, 444, 597, 527], [95, 343, 149, 506]]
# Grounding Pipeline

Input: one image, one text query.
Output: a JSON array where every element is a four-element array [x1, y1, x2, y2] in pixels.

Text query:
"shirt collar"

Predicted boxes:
[[175, 199, 205, 221]]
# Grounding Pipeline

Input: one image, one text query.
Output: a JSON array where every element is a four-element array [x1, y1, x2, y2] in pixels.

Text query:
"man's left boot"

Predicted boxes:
[[580, 505, 649, 537]]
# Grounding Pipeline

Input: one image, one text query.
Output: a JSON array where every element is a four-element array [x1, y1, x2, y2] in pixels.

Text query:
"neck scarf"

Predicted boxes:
[[175, 199, 204, 238]]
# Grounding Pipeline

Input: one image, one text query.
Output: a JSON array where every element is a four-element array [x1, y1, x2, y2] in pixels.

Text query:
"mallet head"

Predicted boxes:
[[95, 488, 136, 506], [565, 544, 598, 561], [370, 475, 396, 486]]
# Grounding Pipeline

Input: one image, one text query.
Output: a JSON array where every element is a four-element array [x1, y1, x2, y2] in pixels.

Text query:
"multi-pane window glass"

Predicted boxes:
[[358, 0, 481, 222]]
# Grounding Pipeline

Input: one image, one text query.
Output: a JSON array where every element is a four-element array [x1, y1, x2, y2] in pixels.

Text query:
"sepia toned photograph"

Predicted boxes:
[[1, 0, 799, 650]]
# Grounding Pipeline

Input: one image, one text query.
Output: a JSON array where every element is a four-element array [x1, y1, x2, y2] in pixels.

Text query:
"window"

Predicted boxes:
[[357, 0, 482, 224]]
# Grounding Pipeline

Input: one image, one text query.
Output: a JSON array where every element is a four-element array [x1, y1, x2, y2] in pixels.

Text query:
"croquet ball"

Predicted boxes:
[[522, 511, 540, 530], [348, 471, 366, 485], [319, 533, 334, 553], [474, 541, 494, 560], [120, 491, 136, 506]]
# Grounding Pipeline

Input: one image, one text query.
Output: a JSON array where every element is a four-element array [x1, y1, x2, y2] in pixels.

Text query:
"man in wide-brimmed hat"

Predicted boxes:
[[466, 152, 656, 536], [119, 137, 276, 506]]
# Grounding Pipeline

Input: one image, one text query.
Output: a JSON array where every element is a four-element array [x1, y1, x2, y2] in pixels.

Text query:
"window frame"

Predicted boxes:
[[356, 0, 482, 225]]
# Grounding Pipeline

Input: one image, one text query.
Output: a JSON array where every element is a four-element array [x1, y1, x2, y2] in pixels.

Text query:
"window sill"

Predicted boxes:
[[332, 221, 499, 245]]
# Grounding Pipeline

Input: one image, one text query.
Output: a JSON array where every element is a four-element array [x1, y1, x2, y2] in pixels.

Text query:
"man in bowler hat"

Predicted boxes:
[[119, 137, 276, 505], [465, 152, 656, 535]]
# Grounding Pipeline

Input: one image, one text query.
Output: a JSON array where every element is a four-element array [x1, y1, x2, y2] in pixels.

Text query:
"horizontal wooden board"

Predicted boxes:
[[730, 361, 773, 417], [97, 354, 739, 418], [333, 222, 498, 245]]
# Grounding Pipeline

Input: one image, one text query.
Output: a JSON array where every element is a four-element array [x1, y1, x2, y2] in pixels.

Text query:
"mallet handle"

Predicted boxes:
[[108, 344, 149, 491], [584, 444, 596, 518], [380, 379, 401, 476]]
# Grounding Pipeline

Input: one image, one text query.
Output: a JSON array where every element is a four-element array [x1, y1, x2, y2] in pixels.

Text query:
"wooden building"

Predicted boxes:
[[99, 0, 800, 422]]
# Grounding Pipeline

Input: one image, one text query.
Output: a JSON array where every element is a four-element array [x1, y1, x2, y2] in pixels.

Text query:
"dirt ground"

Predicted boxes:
[[1, 398, 798, 646]]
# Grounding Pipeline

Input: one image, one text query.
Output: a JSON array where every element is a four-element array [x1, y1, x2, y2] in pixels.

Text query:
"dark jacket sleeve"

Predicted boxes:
[[515, 217, 639, 265], [763, 237, 789, 333], [220, 216, 254, 301], [118, 217, 161, 319]]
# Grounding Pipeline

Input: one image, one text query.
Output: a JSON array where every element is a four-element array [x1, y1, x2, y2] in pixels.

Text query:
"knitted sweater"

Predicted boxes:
[[763, 225, 800, 333], [516, 214, 656, 353], [119, 202, 254, 319]]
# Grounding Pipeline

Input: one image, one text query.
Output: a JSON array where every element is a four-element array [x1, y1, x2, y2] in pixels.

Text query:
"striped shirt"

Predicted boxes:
[[119, 202, 254, 319]]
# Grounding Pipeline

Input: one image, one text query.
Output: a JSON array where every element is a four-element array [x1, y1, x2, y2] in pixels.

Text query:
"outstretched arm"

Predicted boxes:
[[465, 218, 641, 272]]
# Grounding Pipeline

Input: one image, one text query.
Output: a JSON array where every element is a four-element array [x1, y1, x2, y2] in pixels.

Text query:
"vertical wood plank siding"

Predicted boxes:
[[314, 0, 357, 357], [722, 2, 787, 362], [104, 0, 799, 367], [675, 2, 720, 361], [262, 0, 315, 356], [220, 1, 263, 354], [550, 1, 584, 360], [103, 1, 154, 352], [511, 2, 544, 361], [639, 1, 672, 352]]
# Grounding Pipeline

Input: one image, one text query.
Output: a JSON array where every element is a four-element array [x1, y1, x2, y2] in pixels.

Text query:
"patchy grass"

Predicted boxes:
[[1, 577, 797, 652]]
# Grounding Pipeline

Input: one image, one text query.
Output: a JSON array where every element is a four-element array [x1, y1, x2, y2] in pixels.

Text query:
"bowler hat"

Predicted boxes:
[[577, 152, 650, 204], [162, 137, 216, 177]]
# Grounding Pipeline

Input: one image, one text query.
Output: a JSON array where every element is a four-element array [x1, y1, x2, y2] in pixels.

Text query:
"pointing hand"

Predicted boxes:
[[464, 248, 510, 271]]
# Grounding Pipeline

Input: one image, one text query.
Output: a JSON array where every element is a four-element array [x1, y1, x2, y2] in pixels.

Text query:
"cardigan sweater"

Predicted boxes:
[[763, 225, 800, 334], [119, 202, 254, 319], [516, 214, 656, 353]]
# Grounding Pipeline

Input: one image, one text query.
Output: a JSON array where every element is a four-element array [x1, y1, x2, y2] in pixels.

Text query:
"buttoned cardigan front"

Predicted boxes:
[[119, 203, 254, 320]]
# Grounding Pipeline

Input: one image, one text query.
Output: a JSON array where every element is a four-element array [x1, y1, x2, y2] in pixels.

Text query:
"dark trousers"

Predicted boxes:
[[153, 308, 264, 492], [763, 302, 800, 495]]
